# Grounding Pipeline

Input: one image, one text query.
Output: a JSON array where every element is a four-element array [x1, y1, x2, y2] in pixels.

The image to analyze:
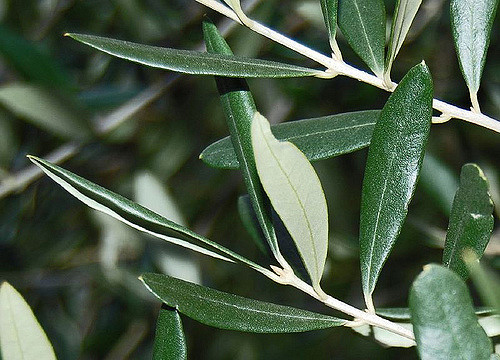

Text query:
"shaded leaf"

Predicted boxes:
[[377, 307, 497, 321], [0, 282, 56, 360], [0, 83, 91, 140], [465, 250, 500, 313], [320, 0, 341, 55], [141, 273, 346, 333], [443, 163, 494, 279], [450, 0, 499, 95], [338, 0, 386, 76], [359, 63, 432, 306], [28, 156, 267, 273], [410, 264, 492, 360], [385, 0, 423, 79], [237, 195, 270, 255], [153, 305, 187, 360], [203, 19, 280, 259], [200, 110, 379, 169], [419, 154, 458, 217], [66, 33, 320, 79], [0, 25, 73, 91], [251, 112, 328, 290]]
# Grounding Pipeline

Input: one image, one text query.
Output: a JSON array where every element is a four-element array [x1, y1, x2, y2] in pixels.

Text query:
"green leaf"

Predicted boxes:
[[385, 0, 423, 79], [0, 282, 56, 360], [338, 0, 386, 77], [443, 163, 494, 279], [203, 19, 280, 259], [359, 63, 433, 306], [410, 264, 492, 360], [376, 307, 497, 321], [153, 305, 187, 360], [419, 154, 458, 217], [200, 110, 379, 169], [320, 0, 340, 55], [0, 83, 91, 140], [237, 195, 271, 255], [66, 33, 319, 79], [28, 156, 267, 273], [251, 112, 328, 290], [0, 25, 73, 91], [450, 0, 499, 95], [465, 250, 500, 313], [140, 273, 346, 333]]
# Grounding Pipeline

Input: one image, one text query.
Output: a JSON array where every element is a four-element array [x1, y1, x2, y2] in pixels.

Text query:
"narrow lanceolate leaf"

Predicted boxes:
[[203, 20, 280, 259], [338, 0, 386, 77], [141, 273, 346, 333], [465, 250, 500, 313], [0, 83, 91, 140], [251, 112, 329, 290], [410, 265, 492, 360], [66, 33, 319, 78], [153, 305, 187, 360], [28, 156, 267, 273], [200, 110, 379, 169], [450, 0, 499, 96], [443, 164, 494, 279], [376, 307, 497, 321], [237, 195, 270, 255], [385, 0, 423, 79], [0, 282, 56, 360], [359, 63, 432, 305], [320, 0, 341, 56]]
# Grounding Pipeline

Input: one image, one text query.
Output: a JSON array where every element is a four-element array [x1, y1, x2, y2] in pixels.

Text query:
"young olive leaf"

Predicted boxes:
[[410, 264, 492, 360], [359, 62, 432, 309], [385, 0, 423, 82], [320, 0, 342, 58], [141, 273, 346, 333], [338, 0, 386, 77], [203, 19, 280, 260], [28, 156, 269, 274], [251, 112, 329, 291], [200, 110, 379, 169], [443, 163, 494, 279], [450, 0, 499, 110], [153, 305, 187, 360], [65, 33, 320, 79], [0, 282, 56, 360]]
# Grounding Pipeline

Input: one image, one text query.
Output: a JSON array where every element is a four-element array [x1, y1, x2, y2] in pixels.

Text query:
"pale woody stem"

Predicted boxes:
[[196, 0, 500, 134]]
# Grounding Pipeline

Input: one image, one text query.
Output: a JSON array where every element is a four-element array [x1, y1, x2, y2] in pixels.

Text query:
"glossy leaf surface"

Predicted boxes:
[[252, 112, 328, 289], [359, 63, 432, 301], [141, 273, 346, 333], [0, 282, 56, 360], [66, 33, 319, 78], [410, 264, 492, 360], [153, 305, 187, 360], [338, 0, 386, 76], [385, 0, 423, 77], [203, 19, 279, 258], [200, 110, 379, 169], [28, 156, 266, 272], [450, 0, 499, 93], [443, 163, 494, 279]]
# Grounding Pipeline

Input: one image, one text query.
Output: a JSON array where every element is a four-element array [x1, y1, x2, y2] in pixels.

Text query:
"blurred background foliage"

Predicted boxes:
[[0, 0, 498, 358]]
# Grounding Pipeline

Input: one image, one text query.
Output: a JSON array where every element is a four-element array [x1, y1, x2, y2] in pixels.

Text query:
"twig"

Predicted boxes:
[[196, 0, 500, 133]]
